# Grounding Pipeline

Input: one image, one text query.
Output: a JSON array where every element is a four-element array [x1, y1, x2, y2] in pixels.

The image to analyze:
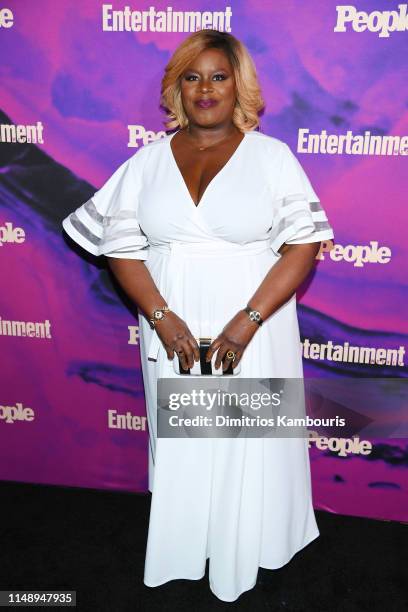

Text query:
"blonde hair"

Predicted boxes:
[[160, 29, 265, 132]]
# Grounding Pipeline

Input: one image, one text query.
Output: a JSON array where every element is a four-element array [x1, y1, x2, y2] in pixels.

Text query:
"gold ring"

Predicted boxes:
[[226, 350, 236, 361]]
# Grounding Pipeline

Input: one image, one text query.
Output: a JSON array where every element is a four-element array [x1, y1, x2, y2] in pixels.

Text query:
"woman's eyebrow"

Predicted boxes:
[[184, 67, 229, 74]]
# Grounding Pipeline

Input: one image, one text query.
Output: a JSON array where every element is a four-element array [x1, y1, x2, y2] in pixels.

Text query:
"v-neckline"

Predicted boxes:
[[168, 130, 247, 210]]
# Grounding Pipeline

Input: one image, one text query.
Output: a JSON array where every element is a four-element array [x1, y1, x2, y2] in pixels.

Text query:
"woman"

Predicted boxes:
[[62, 29, 334, 602]]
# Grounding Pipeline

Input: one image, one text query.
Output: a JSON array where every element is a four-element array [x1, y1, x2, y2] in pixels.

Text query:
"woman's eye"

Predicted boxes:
[[184, 74, 227, 82]]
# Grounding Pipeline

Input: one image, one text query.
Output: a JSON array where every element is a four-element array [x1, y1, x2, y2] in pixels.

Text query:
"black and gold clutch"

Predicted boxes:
[[173, 337, 241, 376]]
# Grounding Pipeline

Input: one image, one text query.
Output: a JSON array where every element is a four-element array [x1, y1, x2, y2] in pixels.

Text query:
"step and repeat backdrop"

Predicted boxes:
[[0, 1, 407, 522]]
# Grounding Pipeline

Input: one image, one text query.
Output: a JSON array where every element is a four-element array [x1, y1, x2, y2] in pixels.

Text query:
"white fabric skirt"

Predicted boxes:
[[138, 240, 320, 602]]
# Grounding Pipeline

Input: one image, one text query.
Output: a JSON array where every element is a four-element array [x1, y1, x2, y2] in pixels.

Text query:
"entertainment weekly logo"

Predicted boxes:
[[0, 121, 44, 144], [298, 129, 408, 156], [0, 315, 51, 339], [334, 3, 408, 37], [102, 4, 232, 32], [301, 339, 405, 368]]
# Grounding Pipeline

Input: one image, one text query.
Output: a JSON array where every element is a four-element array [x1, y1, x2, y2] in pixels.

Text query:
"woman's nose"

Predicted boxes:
[[199, 79, 213, 93]]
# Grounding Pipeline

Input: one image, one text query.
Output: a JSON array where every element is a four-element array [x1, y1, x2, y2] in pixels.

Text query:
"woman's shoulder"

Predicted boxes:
[[243, 130, 288, 170], [130, 133, 169, 157], [245, 129, 287, 152], [124, 132, 170, 171]]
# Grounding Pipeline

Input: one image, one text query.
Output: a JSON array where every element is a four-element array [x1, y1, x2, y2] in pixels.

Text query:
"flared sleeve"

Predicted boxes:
[[270, 142, 334, 254], [62, 150, 149, 259]]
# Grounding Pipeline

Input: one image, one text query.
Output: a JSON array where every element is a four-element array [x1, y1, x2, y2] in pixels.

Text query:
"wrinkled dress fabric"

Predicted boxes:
[[62, 130, 334, 602]]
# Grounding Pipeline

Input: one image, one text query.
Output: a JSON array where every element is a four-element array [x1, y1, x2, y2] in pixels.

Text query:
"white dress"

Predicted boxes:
[[62, 129, 334, 602]]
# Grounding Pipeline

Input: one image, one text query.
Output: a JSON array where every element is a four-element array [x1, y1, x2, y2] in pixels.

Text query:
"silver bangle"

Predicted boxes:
[[243, 305, 263, 326]]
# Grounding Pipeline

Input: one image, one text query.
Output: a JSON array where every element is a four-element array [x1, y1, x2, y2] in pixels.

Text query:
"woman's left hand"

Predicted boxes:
[[206, 310, 259, 371]]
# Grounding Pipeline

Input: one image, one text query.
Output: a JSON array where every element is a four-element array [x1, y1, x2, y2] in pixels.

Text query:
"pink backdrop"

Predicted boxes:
[[0, 0, 407, 522]]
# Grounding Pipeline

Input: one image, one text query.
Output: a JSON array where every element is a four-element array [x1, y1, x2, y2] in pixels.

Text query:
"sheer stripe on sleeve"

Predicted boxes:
[[62, 150, 149, 260], [270, 143, 334, 254]]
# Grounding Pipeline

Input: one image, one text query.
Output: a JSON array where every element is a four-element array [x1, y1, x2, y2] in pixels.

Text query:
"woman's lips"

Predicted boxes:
[[195, 99, 218, 109]]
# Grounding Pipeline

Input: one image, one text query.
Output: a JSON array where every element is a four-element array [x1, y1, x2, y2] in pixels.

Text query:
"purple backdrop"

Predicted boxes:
[[0, 0, 407, 522]]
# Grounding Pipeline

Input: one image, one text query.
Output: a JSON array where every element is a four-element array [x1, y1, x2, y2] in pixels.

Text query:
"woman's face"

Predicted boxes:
[[180, 47, 237, 129]]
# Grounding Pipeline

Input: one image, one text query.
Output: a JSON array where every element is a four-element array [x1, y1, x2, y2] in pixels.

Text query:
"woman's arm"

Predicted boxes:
[[106, 258, 200, 368], [106, 258, 167, 318], [207, 242, 322, 369], [247, 242, 322, 319]]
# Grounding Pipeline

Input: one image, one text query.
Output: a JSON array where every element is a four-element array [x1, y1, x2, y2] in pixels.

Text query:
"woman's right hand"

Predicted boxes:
[[154, 311, 200, 370]]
